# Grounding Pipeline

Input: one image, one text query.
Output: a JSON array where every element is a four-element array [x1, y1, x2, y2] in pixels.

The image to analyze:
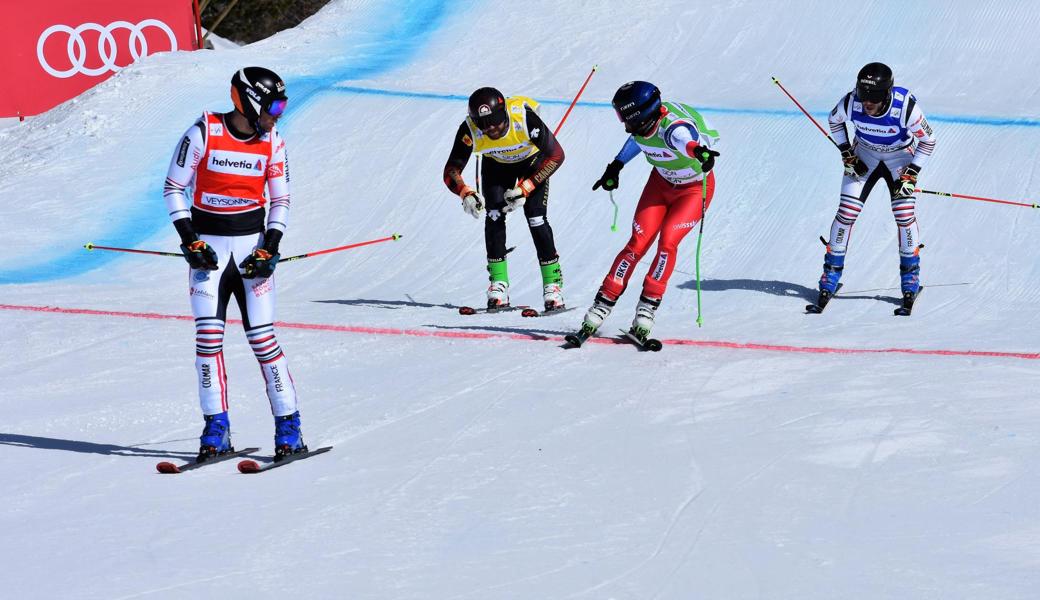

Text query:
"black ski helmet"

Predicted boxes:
[[855, 62, 894, 103], [612, 81, 662, 135], [467, 87, 507, 130], [231, 66, 288, 129]]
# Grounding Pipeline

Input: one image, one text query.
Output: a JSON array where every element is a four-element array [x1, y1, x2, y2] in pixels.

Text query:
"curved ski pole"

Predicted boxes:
[[608, 190, 619, 232]]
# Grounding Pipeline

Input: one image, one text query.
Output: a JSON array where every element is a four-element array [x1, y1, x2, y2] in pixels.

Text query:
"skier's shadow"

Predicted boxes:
[[314, 298, 459, 310], [678, 278, 819, 302], [0, 433, 196, 460], [678, 278, 905, 305], [423, 323, 567, 341]]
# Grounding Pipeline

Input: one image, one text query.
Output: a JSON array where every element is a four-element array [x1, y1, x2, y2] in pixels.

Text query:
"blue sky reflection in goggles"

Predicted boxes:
[[266, 98, 288, 116]]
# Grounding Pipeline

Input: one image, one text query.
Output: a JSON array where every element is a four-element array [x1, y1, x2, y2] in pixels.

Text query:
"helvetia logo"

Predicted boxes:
[[211, 156, 262, 170], [652, 252, 669, 280]]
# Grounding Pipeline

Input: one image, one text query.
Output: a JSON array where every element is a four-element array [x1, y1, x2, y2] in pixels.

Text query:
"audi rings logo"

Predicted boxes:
[[37, 20, 178, 79]]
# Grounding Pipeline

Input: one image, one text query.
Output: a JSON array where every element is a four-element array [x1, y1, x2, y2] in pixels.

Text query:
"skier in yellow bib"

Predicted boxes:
[[443, 87, 567, 311]]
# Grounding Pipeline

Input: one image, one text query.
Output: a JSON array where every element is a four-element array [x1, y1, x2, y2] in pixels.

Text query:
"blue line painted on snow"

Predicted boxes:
[[2, 0, 457, 285], [332, 85, 1040, 128]]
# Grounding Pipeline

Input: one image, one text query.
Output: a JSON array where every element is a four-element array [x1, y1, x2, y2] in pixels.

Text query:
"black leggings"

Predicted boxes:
[[481, 157, 559, 263]]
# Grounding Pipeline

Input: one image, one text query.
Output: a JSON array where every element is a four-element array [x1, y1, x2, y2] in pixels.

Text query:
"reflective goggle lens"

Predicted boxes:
[[267, 98, 288, 116]]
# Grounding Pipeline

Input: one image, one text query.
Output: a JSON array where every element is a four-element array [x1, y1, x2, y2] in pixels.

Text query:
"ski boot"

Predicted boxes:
[[624, 295, 665, 351], [540, 259, 565, 312], [542, 283, 565, 312], [274, 411, 307, 462], [564, 291, 615, 347], [895, 252, 922, 316], [197, 411, 233, 463], [629, 295, 661, 342], [808, 248, 845, 313], [486, 280, 510, 309], [486, 259, 510, 309], [583, 291, 615, 332]]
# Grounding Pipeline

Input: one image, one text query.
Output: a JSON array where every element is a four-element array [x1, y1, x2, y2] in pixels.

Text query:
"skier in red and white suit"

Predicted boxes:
[[163, 67, 306, 462]]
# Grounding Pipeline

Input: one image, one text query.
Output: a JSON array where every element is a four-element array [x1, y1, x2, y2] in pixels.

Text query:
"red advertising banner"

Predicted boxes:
[[5, 0, 199, 118]]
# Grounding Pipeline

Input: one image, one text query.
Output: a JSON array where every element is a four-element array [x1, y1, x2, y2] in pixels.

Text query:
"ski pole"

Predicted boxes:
[[85, 234, 402, 263], [280, 234, 402, 262], [915, 188, 1038, 210], [771, 76, 840, 149], [84, 243, 182, 257], [607, 190, 619, 231], [773, 77, 1036, 211], [553, 65, 598, 137], [695, 176, 707, 327]]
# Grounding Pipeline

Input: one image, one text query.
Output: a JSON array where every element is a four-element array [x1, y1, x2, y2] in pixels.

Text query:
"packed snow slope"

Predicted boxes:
[[2, 1, 1040, 598]]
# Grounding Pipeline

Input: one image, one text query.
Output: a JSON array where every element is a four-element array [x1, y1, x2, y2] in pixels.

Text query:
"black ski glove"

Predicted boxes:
[[240, 229, 282, 279], [895, 164, 921, 198], [592, 159, 624, 191], [174, 218, 218, 270], [691, 145, 720, 173], [838, 143, 868, 178]]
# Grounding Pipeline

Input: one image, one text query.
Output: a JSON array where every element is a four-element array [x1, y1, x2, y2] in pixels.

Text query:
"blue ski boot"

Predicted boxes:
[[807, 248, 845, 313], [819, 251, 845, 295], [899, 254, 921, 295], [274, 411, 307, 462], [197, 411, 233, 462]]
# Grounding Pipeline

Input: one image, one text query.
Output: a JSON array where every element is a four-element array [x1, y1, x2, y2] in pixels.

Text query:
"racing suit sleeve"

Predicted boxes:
[[903, 98, 936, 170], [442, 122, 475, 197], [523, 108, 565, 187], [265, 128, 290, 233], [828, 92, 854, 147], [663, 118, 720, 159], [613, 137, 641, 164], [163, 119, 206, 224]]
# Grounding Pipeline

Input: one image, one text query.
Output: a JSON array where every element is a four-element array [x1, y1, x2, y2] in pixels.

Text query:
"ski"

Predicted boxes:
[[458, 305, 529, 316], [156, 447, 260, 474], [564, 324, 597, 348], [237, 446, 333, 474], [805, 283, 843, 314], [521, 306, 576, 318], [619, 328, 663, 352], [894, 286, 924, 316]]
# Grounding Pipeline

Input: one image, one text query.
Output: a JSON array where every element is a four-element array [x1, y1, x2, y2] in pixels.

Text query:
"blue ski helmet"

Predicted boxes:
[[612, 81, 662, 135]]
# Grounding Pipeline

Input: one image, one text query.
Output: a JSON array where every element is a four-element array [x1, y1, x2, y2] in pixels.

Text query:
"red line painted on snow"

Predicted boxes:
[[3, 303, 1038, 360]]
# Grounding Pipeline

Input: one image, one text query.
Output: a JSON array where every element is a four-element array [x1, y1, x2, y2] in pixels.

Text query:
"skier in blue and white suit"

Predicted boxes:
[[816, 62, 936, 307]]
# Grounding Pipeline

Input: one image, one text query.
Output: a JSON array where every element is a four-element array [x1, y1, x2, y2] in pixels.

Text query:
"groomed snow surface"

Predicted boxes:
[[2, 1, 1039, 598]]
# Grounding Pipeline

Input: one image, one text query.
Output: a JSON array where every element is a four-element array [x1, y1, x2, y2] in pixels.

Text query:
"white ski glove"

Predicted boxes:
[[459, 186, 484, 219], [503, 179, 535, 214]]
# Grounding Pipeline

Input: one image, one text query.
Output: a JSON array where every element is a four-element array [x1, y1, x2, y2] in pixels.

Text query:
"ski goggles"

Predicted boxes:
[[266, 98, 288, 117]]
